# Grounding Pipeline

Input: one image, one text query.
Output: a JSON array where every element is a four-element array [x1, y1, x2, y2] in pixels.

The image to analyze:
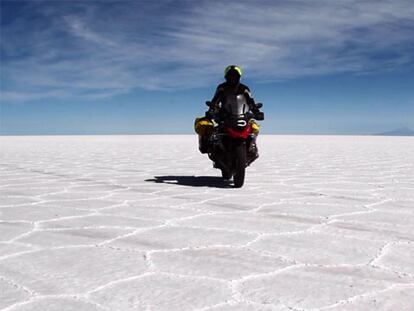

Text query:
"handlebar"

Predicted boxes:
[[204, 101, 264, 121]]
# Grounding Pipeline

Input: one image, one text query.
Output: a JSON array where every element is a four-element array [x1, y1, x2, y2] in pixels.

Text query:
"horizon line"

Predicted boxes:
[[1, 133, 413, 137]]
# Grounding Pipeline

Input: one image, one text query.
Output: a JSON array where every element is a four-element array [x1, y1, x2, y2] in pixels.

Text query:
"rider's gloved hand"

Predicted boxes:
[[205, 110, 213, 119], [254, 111, 264, 120], [205, 107, 218, 119], [250, 108, 262, 120], [251, 106, 264, 120]]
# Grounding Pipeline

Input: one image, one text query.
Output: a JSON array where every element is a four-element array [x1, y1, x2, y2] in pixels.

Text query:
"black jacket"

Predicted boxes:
[[209, 82, 259, 114]]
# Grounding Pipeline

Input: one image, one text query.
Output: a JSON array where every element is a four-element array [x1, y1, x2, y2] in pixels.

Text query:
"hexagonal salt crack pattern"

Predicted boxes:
[[373, 200, 414, 214], [0, 278, 31, 309], [321, 220, 414, 242], [5, 297, 105, 311], [42, 199, 122, 210], [0, 246, 147, 295], [373, 242, 414, 275], [1, 135, 414, 310], [0, 204, 91, 222], [0, 196, 40, 207], [102, 204, 200, 221], [250, 232, 384, 265], [238, 265, 414, 309], [0, 242, 34, 258], [151, 246, 291, 280], [189, 197, 263, 212], [324, 284, 414, 310], [0, 222, 34, 241], [40, 192, 108, 201], [16, 228, 133, 247], [89, 273, 231, 311], [38, 214, 161, 229], [335, 210, 414, 227], [208, 302, 288, 310], [257, 202, 366, 218], [109, 226, 255, 251], [175, 212, 320, 234], [281, 193, 378, 206]]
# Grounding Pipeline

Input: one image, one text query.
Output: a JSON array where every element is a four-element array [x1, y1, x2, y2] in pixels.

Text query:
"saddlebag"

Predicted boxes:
[[194, 117, 214, 153], [194, 117, 214, 136]]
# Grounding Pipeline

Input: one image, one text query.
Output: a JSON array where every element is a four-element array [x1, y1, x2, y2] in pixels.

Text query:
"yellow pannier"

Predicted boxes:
[[249, 119, 260, 135], [194, 117, 214, 136]]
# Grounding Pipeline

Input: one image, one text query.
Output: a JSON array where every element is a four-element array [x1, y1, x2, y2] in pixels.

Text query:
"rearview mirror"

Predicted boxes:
[[205, 101, 212, 107], [256, 103, 263, 109]]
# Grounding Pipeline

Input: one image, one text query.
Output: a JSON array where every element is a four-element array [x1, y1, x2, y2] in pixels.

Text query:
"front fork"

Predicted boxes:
[[210, 134, 245, 170]]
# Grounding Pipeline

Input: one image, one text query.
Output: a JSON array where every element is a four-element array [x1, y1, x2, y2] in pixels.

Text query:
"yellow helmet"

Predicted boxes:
[[224, 65, 242, 78]]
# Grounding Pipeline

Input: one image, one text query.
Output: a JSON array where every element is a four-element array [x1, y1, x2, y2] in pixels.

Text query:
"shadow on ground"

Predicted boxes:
[[145, 176, 232, 188]]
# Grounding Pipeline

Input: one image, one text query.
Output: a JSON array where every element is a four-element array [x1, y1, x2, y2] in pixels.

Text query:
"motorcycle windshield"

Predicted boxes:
[[223, 94, 249, 117]]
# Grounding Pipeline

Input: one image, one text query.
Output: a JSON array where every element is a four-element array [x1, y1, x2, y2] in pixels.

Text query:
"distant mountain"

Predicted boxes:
[[374, 127, 414, 136]]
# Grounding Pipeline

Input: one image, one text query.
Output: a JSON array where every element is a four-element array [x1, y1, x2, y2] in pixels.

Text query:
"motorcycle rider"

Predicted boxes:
[[205, 65, 262, 158]]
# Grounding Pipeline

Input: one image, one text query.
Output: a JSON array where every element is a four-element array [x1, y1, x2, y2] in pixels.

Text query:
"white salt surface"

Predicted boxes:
[[0, 135, 413, 310]]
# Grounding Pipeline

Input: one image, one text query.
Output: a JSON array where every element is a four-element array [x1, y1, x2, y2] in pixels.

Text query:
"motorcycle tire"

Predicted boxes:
[[221, 169, 232, 180], [233, 143, 246, 188]]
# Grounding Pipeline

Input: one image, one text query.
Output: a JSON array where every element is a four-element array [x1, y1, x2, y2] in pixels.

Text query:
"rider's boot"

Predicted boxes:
[[248, 134, 259, 157], [247, 134, 259, 165]]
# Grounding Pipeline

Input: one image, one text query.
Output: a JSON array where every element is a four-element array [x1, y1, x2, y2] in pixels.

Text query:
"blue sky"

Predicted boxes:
[[1, 0, 413, 135]]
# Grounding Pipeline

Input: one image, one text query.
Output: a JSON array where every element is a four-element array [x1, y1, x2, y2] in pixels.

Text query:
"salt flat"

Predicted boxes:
[[0, 135, 413, 311]]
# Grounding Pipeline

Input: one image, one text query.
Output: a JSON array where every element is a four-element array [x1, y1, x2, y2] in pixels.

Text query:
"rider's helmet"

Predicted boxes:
[[224, 65, 242, 78], [224, 65, 242, 86]]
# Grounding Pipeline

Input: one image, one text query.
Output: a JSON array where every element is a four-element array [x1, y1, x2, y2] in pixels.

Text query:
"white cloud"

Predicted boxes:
[[1, 0, 413, 102], [171, 0, 414, 78]]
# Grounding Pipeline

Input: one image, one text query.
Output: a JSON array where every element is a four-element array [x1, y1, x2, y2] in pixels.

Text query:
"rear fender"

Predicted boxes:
[[225, 125, 252, 139]]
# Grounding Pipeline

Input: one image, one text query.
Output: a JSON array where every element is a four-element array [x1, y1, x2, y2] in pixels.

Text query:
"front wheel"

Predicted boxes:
[[233, 143, 246, 188], [221, 169, 232, 180]]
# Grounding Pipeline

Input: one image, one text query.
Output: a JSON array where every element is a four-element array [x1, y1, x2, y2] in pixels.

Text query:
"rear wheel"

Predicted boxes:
[[233, 143, 246, 188]]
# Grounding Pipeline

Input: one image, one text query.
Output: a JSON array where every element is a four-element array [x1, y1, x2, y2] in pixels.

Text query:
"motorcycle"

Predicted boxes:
[[200, 96, 264, 188]]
